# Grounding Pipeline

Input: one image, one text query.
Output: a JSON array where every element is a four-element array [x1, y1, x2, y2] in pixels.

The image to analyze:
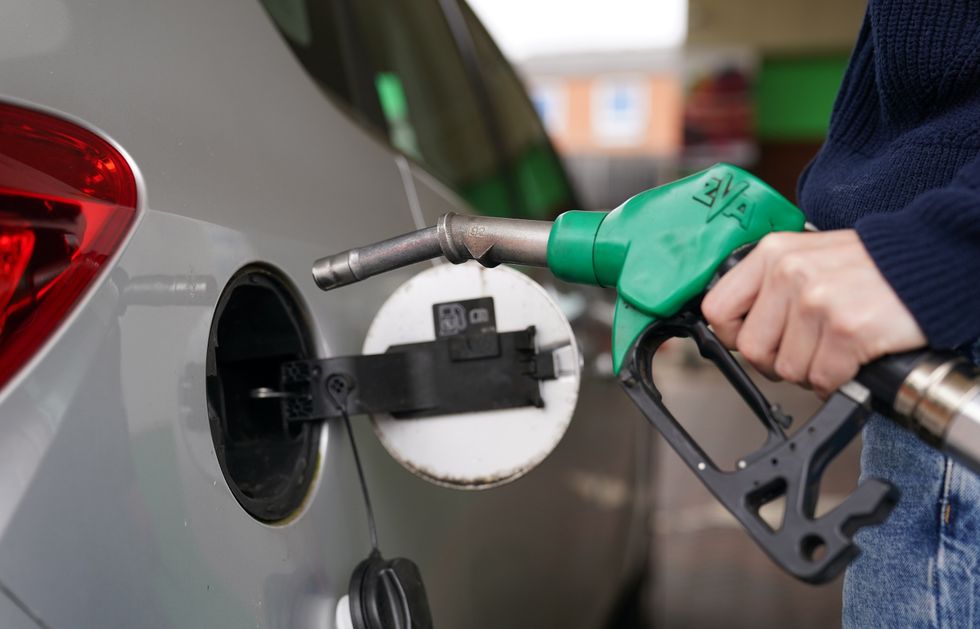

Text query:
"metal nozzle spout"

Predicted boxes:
[[312, 213, 553, 290]]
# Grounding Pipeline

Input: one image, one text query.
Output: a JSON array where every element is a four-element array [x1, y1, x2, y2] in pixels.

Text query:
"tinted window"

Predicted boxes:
[[260, 0, 354, 108], [259, 0, 571, 218], [347, 0, 513, 215]]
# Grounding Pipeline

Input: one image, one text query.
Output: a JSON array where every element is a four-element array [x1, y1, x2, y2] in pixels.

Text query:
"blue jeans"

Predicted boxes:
[[843, 414, 980, 627]]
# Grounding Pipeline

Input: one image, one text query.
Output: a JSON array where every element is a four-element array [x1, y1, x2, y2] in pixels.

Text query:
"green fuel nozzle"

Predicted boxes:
[[313, 163, 804, 372], [546, 164, 804, 371], [312, 162, 980, 584]]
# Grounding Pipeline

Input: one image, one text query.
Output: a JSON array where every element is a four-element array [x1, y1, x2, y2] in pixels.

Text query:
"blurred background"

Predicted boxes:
[[470, 0, 862, 209], [466, 1, 867, 626]]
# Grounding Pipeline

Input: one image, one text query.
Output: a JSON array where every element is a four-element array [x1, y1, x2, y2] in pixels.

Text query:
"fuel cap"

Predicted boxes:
[[348, 551, 434, 629], [363, 263, 581, 489]]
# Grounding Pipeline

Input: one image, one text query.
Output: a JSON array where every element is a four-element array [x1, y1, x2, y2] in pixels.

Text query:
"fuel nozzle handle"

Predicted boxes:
[[312, 213, 552, 291], [719, 248, 980, 474]]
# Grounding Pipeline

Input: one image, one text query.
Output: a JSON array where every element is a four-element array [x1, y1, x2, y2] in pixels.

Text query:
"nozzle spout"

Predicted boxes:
[[312, 213, 552, 290]]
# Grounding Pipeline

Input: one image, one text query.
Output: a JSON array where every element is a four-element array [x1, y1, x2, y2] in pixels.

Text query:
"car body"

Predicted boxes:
[[0, 0, 653, 627]]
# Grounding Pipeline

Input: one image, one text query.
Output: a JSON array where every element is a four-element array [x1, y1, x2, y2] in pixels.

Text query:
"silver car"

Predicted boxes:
[[0, 0, 653, 627]]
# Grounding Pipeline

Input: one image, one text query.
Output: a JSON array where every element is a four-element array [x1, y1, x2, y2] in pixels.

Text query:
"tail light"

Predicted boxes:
[[0, 103, 138, 390]]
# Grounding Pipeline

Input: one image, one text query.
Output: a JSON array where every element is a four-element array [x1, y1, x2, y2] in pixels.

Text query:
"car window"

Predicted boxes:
[[259, 0, 569, 219], [459, 2, 578, 218], [259, 0, 354, 109], [347, 0, 514, 216]]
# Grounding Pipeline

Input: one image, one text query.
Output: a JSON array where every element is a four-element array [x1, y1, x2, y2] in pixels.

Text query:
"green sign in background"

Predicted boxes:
[[756, 55, 850, 140]]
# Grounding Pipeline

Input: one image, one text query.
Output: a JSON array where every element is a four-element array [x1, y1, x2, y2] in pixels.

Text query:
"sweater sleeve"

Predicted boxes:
[[855, 151, 980, 349]]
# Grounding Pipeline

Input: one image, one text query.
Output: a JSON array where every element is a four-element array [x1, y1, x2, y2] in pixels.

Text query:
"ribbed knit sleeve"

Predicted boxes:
[[856, 153, 980, 349], [799, 1, 980, 351]]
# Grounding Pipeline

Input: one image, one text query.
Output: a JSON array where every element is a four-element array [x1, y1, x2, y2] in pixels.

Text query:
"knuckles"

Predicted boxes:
[[808, 366, 847, 395], [700, 293, 725, 327], [736, 333, 774, 367], [808, 352, 861, 395], [798, 284, 828, 314], [826, 310, 865, 340], [755, 233, 790, 257], [774, 357, 806, 384], [772, 252, 812, 285], [808, 370, 836, 394]]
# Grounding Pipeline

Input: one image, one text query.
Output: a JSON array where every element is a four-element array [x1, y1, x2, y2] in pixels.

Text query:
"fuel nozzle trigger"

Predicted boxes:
[[619, 310, 899, 584]]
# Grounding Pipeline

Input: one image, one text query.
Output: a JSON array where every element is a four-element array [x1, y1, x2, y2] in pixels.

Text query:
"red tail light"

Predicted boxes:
[[0, 103, 138, 390]]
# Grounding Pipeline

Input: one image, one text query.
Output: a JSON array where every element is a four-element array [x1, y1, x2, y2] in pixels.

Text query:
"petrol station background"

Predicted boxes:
[[471, 1, 865, 625]]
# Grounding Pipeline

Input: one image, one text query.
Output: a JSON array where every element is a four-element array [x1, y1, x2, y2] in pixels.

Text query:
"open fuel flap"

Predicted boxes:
[[284, 262, 581, 488], [207, 262, 579, 627], [293, 263, 580, 629]]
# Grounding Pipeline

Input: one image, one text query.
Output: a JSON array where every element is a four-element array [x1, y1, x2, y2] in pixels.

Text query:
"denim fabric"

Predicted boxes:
[[843, 416, 980, 628]]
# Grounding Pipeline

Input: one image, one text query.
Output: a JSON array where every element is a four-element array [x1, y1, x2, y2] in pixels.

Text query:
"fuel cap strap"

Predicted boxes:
[[279, 298, 557, 423]]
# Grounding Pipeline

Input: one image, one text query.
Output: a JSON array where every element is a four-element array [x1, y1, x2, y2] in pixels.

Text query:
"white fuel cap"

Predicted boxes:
[[363, 263, 581, 490]]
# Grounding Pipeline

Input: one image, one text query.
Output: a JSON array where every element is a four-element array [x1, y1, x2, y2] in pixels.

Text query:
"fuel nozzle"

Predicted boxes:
[[311, 164, 980, 585], [312, 213, 553, 291], [311, 165, 980, 480]]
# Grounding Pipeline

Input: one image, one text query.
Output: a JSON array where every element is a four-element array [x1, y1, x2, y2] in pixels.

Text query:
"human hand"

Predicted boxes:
[[701, 229, 927, 398]]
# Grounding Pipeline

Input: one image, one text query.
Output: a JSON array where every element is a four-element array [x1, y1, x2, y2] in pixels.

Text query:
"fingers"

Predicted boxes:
[[704, 233, 802, 377], [734, 283, 788, 379], [773, 297, 821, 385], [808, 326, 862, 398], [702, 229, 923, 397], [701, 246, 767, 348]]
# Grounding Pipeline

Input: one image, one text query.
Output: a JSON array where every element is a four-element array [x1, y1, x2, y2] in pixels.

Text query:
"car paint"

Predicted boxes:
[[0, 0, 652, 627], [0, 586, 43, 629]]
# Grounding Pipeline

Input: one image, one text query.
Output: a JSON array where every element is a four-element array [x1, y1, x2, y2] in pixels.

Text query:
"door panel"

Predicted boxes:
[[0, 586, 40, 629]]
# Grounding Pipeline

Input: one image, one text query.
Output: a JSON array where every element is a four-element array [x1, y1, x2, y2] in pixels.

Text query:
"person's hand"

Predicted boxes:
[[701, 229, 927, 397]]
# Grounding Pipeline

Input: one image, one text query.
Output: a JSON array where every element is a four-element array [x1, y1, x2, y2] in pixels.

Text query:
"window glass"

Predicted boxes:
[[461, 3, 577, 218], [259, 0, 354, 108], [349, 0, 511, 215], [259, 0, 568, 218]]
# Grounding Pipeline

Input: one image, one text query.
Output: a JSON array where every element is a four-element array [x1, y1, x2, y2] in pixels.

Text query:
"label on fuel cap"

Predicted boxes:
[[363, 262, 581, 490], [433, 297, 496, 337]]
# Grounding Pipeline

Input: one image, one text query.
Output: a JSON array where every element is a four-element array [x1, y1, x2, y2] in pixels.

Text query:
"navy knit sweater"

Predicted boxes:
[[798, 0, 980, 350]]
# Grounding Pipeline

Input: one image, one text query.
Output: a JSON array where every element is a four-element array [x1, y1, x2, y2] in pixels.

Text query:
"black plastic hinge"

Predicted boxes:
[[279, 298, 558, 422]]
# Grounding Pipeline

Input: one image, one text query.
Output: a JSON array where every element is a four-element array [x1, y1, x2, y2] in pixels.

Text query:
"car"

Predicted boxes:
[[0, 0, 654, 627]]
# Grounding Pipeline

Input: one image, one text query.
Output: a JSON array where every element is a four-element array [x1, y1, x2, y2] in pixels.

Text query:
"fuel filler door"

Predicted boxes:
[[282, 262, 581, 488], [289, 263, 581, 629]]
